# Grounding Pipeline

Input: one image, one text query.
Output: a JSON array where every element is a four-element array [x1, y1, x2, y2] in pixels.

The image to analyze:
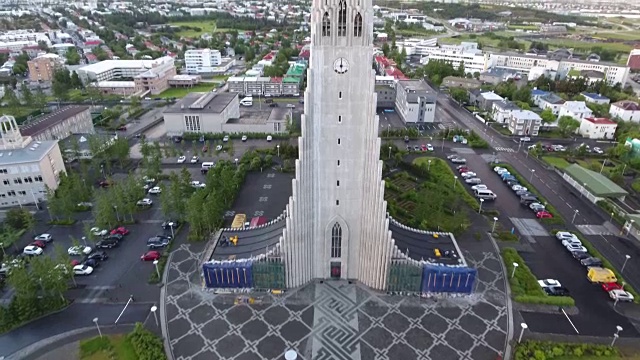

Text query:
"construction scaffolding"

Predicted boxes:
[[252, 257, 286, 290], [387, 260, 422, 293]]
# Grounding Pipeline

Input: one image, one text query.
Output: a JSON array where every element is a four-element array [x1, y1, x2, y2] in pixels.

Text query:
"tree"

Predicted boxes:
[[65, 47, 80, 65], [70, 72, 83, 89], [449, 88, 468, 104], [52, 68, 72, 101], [4, 208, 35, 232], [3, 87, 21, 107], [20, 83, 33, 105], [540, 108, 556, 124], [93, 189, 118, 228], [557, 116, 580, 136], [244, 47, 255, 62], [34, 87, 48, 109], [108, 137, 131, 168], [160, 172, 188, 220]]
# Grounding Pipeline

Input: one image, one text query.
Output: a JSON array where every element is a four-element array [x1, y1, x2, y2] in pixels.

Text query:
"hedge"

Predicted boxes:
[[514, 340, 618, 360], [596, 199, 627, 226], [550, 229, 640, 304], [127, 323, 167, 360], [494, 164, 565, 225], [502, 247, 575, 306]]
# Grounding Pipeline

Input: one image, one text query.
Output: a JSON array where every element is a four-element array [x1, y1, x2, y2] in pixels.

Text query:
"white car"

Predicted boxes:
[[460, 172, 477, 178], [241, 135, 247, 142], [267, 135, 273, 142], [512, 185, 528, 192], [561, 238, 582, 247], [190, 156, 199, 163], [142, 176, 155, 183], [68, 246, 92, 256], [464, 177, 482, 184], [215, 145, 223, 151], [137, 198, 153, 206], [471, 184, 488, 191], [529, 203, 546, 212], [286, 104, 296, 108], [538, 279, 562, 289], [90, 227, 108, 237], [593, 147, 604, 154], [493, 166, 506, 173], [177, 156, 186, 163], [23, 245, 43, 256], [556, 231, 578, 241], [565, 243, 588, 253], [520, 137, 531, 142], [148, 186, 162, 194], [73, 264, 94, 275], [223, 135, 229, 142], [426, 144, 434, 151], [34, 233, 53, 242], [190, 181, 206, 188], [609, 289, 634, 302]]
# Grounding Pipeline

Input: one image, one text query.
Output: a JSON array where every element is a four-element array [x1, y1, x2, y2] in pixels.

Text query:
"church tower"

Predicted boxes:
[[280, 0, 394, 290]]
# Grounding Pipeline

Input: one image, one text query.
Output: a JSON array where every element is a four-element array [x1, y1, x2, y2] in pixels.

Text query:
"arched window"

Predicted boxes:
[[331, 223, 342, 258], [337, 0, 347, 36], [322, 12, 331, 37], [354, 13, 363, 37]]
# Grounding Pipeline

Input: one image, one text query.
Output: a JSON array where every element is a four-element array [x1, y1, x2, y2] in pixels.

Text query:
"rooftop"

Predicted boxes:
[[540, 93, 565, 105], [0, 140, 58, 165], [164, 92, 238, 114], [563, 101, 591, 112], [583, 117, 616, 125], [494, 100, 520, 111], [227, 107, 289, 125], [480, 91, 503, 101], [564, 164, 627, 198], [78, 56, 174, 74], [581, 92, 609, 100], [612, 100, 640, 111], [511, 109, 542, 120], [531, 89, 549, 96], [20, 106, 90, 137]]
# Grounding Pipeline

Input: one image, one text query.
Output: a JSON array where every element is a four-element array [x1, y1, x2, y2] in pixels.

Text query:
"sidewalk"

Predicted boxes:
[[33, 341, 79, 360]]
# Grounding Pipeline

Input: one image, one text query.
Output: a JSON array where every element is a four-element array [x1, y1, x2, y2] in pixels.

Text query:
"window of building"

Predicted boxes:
[[35, 176, 43, 182], [337, 138, 341, 145], [2, 180, 8, 185], [331, 222, 342, 257], [337, 160, 340, 166], [7, 190, 15, 196], [13, 178, 22, 184], [338, 115, 342, 123], [184, 115, 201, 132], [337, 180, 340, 186], [0, 169, 7, 174], [336, 200, 340, 206], [322, 12, 331, 37], [338, 0, 347, 36], [18, 191, 26, 196], [354, 13, 363, 37], [339, 92, 342, 99]]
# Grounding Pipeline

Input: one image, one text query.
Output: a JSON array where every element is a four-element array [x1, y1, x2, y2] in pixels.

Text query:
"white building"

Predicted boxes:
[[418, 42, 488, 74], [581, 92, 610, 105], [76, 56, 175, 83], [395, 38, 438, 56], [578, 117, 617, 140], [508, 110, 542, 136], [538, 93, 566, 115], [0, 40, 38, 52], [184, 48, 222, 74], [558, 101, 593, 121], [0, 115, 66, 208], [609, 100, 640, 123], [395, 80, 437, 123], [492, 100, 520, 124]]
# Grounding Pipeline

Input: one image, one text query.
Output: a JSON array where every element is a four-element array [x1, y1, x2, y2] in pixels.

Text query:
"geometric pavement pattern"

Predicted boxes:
[[164, 245, 508, 360]]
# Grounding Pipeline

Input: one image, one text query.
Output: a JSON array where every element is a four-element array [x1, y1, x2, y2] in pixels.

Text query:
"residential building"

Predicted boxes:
[[227, 76, 300, 96], [569, 69, 605, 84], [163, 92, 289, 136], [20, 106, 93, 141], [0, 40, 39, 52], [538, 93, 566, 115], [0, 115, 66, 208], [91, 81, 136, 96], [578, 117, 617, 140], [492, 100, 520, 124], [558, 101, 593, 121], [442, 76, 481, 89], [610, 100, 640, 123], [627, 48, 640, 71], [530, 88, 549, 105], [479, 68, 520, 85], [507, 110, 542, 136], [581, 92, 610, 105], [471, 91, 503, 111], [374, 56, 407, 80], [395, 80, 437, 123], [27, 53, 62, 82], [76, 56, 176, 83], [418, 42, 489, 74], [167, 75, 202, 87], [133, 57, 177, 95], [184, 48, 222, 74]]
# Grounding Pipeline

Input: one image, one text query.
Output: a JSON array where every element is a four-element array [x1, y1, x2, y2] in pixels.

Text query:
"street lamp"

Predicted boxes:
[[153, 259, 160, 278], [492, 217, 498, 233], [627, 220, 635, 236], [0, 243, 4, 256], [285, 350, 298, 360], [234, 158, 239, 167], [582, 182, 587, 198], [600, 158, 607, 174], [114, 205, 120, 222], [518, 323, 528, 343], [82, 236, 87, 246], [428, 159, 431, 171], [529, 169, 535, 182], [170, 225, 175, 239], [453, 176, 458, 189], [572, 209, 579, 224], [150, 305, 159, 326], [622, 254, 631, 273], [511, 262, 519, 278], [277, 144, 280, 157], [93, 317, 102, 338], [388, 146, 392, 159], [610, 212, 615, 222], [611, 326, 623, 346], [478, 198, 484, 214]]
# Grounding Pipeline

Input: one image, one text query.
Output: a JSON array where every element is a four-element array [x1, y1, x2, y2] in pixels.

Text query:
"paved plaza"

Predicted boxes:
[[163, 244, 508, 360]]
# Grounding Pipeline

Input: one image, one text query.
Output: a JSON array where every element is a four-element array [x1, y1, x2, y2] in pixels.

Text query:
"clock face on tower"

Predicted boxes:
[[333, 58, 349, 74]]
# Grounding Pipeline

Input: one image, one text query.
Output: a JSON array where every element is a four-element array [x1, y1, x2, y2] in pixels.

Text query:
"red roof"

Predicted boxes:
[[613, 100, 640, 111], [385, 67, 406, 79], [299, 49, 310, 59], [85, 53, 97, 61], [270, 77, 283, 83], [263, 53, 274, 60], [84, 40, 102, 46], [583, 117, 616, 125], [375, 56, 390, 67]]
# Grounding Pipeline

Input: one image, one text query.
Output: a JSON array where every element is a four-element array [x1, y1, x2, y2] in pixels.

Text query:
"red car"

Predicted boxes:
[[70, 259, 81, 266], [98, 180, 112, 188], [457, 167, 470, 173], [31, 240, 46, 248], [421, 144, 427, 152], [116, 125, 127, 131], [536, 211, 553, 219], [141, 251, 161, 261], [202, 145, 208, 152], [111, 227, 129, 236], [602, 282, 623, 292]]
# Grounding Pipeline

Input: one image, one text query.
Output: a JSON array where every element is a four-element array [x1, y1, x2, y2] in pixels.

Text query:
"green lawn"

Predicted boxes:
[[169, 20, 217, 38], [80, 335, 137, 360], [540, 38, 633, 53], [157, 84, 218, 98], [592, 31, 640, 41], [542, 156, 572, 169]]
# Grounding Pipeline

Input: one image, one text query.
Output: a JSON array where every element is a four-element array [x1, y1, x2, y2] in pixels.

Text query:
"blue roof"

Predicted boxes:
[[531, 89, 549, 96], [581, 92, 609, 100]]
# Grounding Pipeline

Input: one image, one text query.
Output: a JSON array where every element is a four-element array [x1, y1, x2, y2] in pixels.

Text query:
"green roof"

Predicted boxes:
[[564, 164, 628, 197], [286, 64, 306, 77], [282, 76, 300, 84]]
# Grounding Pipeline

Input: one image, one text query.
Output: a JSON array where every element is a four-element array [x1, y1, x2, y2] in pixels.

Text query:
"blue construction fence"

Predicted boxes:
[[420, 265, 477, 294], [203, 260, 286, 289]]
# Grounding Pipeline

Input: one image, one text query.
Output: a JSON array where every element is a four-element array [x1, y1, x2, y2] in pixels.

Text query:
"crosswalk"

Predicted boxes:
[[575, 224, 615, 236], [494, 147, 515, 153], [0, 285, 116, 305]]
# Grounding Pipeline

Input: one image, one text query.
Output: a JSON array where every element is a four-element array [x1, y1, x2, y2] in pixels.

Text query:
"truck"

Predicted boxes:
[[231, 214, 247, 229]]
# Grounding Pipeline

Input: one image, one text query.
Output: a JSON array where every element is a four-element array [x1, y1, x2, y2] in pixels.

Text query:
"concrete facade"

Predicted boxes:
[[395, 79, 437, 123], [610, 100, 640, 123], [579, 117, 617, 140], [27, 53, 61, 82], [280, 0, 394, 289], [20, 106, 94, 141], [507, 109, 542, 136]]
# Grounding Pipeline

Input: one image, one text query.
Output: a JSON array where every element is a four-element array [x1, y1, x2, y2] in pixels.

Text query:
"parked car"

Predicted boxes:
[[447, 154, 459, 159], [572, 252, 590, 261], [30, 240, 46, 248], [91, 227, 108, 237], [493, 166, 506, 173], [110, 227, 129, 236], [162, 220, 180, 230], [223, 135, 229, 142], [593, 147, 604, 154], [190, 181, 206, 188], [177, 156, 186, 163], [68, 246, 92, 256], [556, 232, 578, 241], [538, 279, 562, 289], [460, 172, 477, 178], [529, 203, 546, 212], [241, 135, 247, 142], [520, 137, 531, 142], [190, 156, 200, 163], [148, 186, 162, 194], [609, 289, 634, 302], [426, 144, 434, 151], [96, 238, 119, 249], [544, 286, 570, 296], [34, 234, 53, 242], [86, 251, 109, 261], [83, 258, 99, 268], [451, 158, 467, 164], [136, 198, 153, 206], [581, 257, 603, 267], [565, 243, 588, 253], [202, 145, 209, 152], [464, 177, 482, 184], [561, 238, 582, 247], [73, 265, 93, 276], [147, 236, 171, 249], [141, 251, 162, 261], [23, 245, 43, 256], [602, 282, 623, 292], [512, 185, 528, 192], [471, 184, 488, 191], [215, 145, 223, 151]]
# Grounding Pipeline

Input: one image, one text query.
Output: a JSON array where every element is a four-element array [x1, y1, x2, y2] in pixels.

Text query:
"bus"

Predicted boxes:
[[231, 214, 247, 229]]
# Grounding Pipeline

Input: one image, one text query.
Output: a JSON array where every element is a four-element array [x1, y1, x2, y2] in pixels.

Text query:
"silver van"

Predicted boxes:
[[475, 189, 497, 200], [201, 162, 215, 170]]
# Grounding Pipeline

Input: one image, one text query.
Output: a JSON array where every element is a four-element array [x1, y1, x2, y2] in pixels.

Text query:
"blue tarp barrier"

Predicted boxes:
[[203, 261, 253, 288], [421, 265, 477, 294]]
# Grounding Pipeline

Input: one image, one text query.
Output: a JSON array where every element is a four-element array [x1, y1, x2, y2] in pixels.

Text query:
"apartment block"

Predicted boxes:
[[27, 53, 62, 82]]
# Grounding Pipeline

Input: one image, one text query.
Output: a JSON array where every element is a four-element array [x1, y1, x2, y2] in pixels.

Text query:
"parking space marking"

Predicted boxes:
[[267, 173, 275, 178], [224, 210, 236, 217], [263, 184, 272, 189], [561, 308, 580, 334], [140, 220, 164, 223], [494, 147, 515, 153], [253, 211, 265, 216], [259, 196, 268, 202]]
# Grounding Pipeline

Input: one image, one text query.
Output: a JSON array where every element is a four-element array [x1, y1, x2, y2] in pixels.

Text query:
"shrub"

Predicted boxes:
[[496, 231, 518, 242], [127, 323, 167, 360], [514, 340, 618, 360]]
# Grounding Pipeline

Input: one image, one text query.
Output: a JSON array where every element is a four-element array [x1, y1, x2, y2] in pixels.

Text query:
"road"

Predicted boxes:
[[436, 94, 640, 296]]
